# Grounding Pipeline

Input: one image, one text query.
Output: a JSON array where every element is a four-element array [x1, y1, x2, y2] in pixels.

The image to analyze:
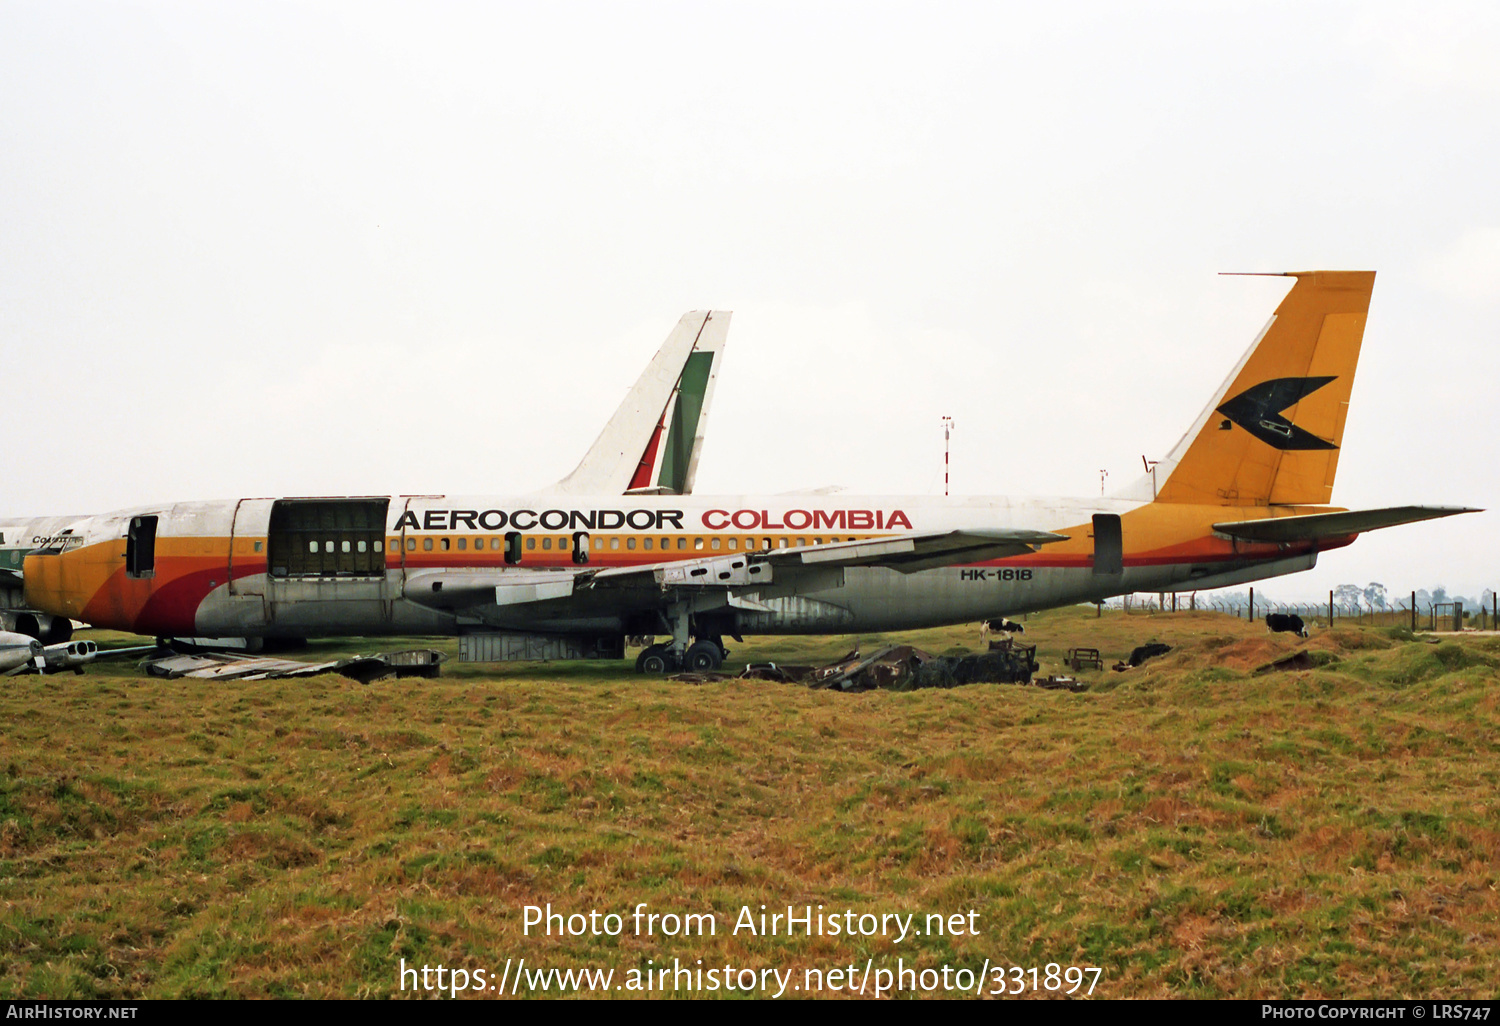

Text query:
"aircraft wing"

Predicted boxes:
[[1213, 505, 1480, 543], [0, 568, 22, 589], [739, 528, 1067, 574], [403, 528, 1067, 614]]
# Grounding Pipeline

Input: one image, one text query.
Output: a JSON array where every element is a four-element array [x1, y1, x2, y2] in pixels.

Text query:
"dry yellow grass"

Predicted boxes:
[[1, 608, 1496, 998]]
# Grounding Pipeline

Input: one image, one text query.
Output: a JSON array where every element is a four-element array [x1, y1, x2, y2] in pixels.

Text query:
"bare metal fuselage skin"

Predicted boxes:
[[21, 493, 1335, 640]]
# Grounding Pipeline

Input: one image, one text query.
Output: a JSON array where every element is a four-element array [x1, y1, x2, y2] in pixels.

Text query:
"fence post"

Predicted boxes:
[[1411, 591, 1417, 632], [1249, 587, 1254, 621], [1329, 590, 1334, 627]]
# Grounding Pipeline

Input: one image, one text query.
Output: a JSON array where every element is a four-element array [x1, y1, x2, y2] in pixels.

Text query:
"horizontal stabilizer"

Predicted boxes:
[[1213, 505, 1479, 543]]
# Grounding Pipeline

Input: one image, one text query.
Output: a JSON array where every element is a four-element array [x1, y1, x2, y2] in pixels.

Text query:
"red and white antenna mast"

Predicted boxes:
[[941, 416, 955, 496]]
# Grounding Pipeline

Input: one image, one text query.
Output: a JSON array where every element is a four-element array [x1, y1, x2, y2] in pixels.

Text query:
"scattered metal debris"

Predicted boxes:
[[809, 645, 935, 691], [737, 663, 814, 682], [665, 671, 731, 684], [787, 637, 1044, 692], [907, 641, 1038, 690], [141, 649, 444, 682], [1033, 675, 1088, 692]]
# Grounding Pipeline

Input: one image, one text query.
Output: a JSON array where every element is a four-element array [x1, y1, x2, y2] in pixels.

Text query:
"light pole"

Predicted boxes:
[[942, 416, 955, 496]]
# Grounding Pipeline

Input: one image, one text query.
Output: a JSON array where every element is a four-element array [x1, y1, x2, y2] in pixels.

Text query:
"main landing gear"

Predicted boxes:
[[635, 637, 729, 674]]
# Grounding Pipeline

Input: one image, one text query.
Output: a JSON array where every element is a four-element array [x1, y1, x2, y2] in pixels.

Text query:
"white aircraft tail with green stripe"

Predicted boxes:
[[546, 310, 729, 496]]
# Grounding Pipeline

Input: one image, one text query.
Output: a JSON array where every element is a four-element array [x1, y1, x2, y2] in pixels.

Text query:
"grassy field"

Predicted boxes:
[[1, 607, 1497, 999]]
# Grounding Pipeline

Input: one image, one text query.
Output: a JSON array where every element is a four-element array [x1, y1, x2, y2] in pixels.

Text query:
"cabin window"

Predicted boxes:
[[342, 540, 352, 553], [254, 540, 264, 553], [542, 537, 552, 550], [626, 537, 636, 550], [610, 537, 620, 550], [710, 537, 721, 550], [457, 537, 466, 551], [125, 515, 158, 578], [594, 538, 604, 550], [406, 538, 416, 551], [491, 537, 502, 550], [423, 537, 433, 551], [644, 537, 654, 551], [559, 537, 569, 551], [677, 537, 687, 550], [526, 537, 536, 550]]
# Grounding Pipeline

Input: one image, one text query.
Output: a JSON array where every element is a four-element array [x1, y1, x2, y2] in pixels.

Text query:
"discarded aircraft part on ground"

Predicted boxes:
[[664, 671, 731, 684], [0, 630, 45, 675], [141, 648, 444, 682], [39, 639, 97, 674], [1066, 647, 1105, 671], [908, 644, 1038, 689], [458, 632, 625, 663], [801, 640, 1040, 691], [1034, 675, 1088, 692], [738, 663, 815, 682]]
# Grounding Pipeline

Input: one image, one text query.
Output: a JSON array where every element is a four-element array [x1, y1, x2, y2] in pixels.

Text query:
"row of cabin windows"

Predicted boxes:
[[259, 532, 872, 575]]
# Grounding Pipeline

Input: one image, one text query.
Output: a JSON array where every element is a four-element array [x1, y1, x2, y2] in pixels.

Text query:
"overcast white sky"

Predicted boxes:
[[2, 1, 1496, 598]]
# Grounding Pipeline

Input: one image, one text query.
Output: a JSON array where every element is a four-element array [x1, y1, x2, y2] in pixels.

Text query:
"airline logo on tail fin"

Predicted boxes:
[[1153, 271, 1374, 507], [546, 311, 729, 496], [1216, 376, 1338, 450], [626, 349, 716, 494]]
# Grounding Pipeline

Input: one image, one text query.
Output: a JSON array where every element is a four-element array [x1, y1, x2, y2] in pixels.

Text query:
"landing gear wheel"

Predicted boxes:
[[636, 644, 674, 675], [683, 640, 724, 672]]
